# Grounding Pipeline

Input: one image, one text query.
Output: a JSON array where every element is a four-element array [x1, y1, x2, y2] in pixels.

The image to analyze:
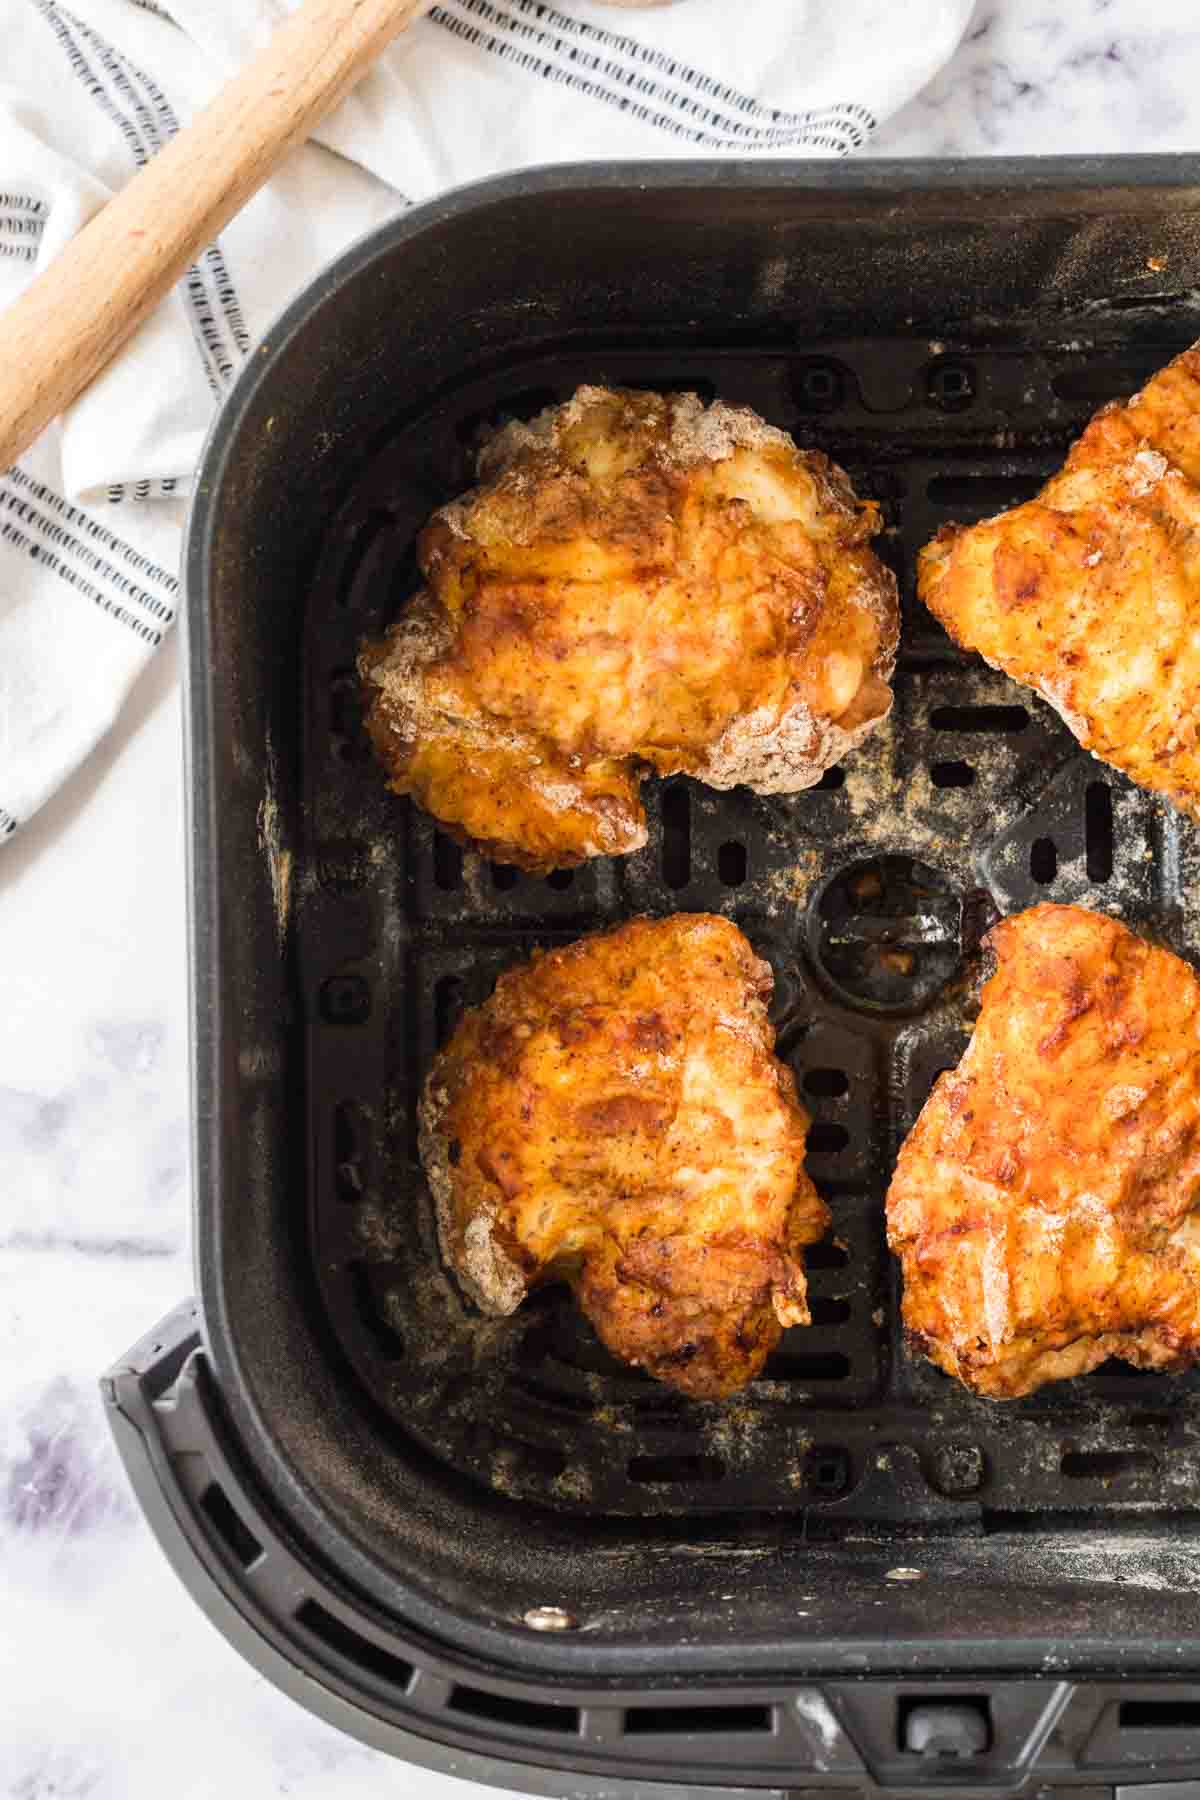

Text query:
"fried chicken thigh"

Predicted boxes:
[[420, 914, 830, 1398], [887, 904, 1200, 1398], [920, 342, 1200, 818], [360, 386, 897, 871]]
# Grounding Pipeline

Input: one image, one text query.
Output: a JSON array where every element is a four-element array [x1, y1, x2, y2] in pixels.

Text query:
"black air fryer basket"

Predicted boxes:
[[106, 160, 1200, 1798]]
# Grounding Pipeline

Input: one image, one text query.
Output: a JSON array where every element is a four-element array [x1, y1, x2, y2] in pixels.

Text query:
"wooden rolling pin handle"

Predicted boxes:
[[0, 0, 429, 471]]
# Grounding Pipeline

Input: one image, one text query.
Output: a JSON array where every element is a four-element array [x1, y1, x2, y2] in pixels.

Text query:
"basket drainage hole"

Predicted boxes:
[[628, 1452, 725, 1484], [930, 704, 1029, 734], [804, 1067, 848, 1099], [1060, 1449, 1156, 1480], [718, 840, 747, 887], [931, 759, 974, 789], [491, 862, 521, 892], [814, 765, 845, 791], [1120, 1700, 1200, 1730], [926, 359, 976, 411], [433, 832, 463, 892], [1029, 837, 1057, 885], [1086, 781, 1114, 882], [806, 1240, 849, 1270], [808, 1295, 851, 1326], [296, 1598, 414, 1691], [545, 868, 575, 891], [807, 1447, 851, 1496], [765, 1350, 850, 1381], [449, 1684, 580, 1736], [660, 781, 691, 889], [625, 1703, 772, 1736], [807, 1120, 849, 1155], [199, 1482, 262, 1569], [928, 472, 1045, 511], [810, 854, 960, 1015]]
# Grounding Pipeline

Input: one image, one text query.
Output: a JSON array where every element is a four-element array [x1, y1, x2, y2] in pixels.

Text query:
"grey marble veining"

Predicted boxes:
[[5, 7, 1200, 1794]]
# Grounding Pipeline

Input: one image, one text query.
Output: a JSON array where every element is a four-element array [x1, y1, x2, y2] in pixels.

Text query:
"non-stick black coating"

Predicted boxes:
[[187, 160, 1200, 1677]]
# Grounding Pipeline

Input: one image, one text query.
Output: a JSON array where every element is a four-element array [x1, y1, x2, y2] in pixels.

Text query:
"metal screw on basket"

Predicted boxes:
[[523, 1605, 576, 1632], [884, 1567, 926, 1583]]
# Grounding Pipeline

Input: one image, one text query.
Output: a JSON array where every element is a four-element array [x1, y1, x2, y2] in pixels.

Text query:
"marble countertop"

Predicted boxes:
[[6, 2, 1200, 1795]]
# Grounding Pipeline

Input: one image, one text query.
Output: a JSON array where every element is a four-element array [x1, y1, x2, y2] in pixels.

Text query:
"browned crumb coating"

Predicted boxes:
[[360, 385, 897, 871], [421, 913, 830, 1398]]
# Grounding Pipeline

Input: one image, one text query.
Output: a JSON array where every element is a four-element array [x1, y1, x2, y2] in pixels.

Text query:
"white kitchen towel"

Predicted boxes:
[[0, 0, 973, 843]]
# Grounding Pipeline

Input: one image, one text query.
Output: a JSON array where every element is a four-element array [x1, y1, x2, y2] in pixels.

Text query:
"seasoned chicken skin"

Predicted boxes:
[[920, 341, 1200, 818], [887, 904, 1200, 1398], [360, 385, 897, 871], [420, 914, 830, 1398]]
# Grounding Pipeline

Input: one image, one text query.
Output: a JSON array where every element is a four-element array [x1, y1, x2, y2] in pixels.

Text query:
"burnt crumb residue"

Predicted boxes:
[[298, 333, 1200, 1522]]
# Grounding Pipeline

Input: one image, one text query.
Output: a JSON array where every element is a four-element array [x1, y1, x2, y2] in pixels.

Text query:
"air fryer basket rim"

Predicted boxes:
[[184, 154, 1200, 1683]]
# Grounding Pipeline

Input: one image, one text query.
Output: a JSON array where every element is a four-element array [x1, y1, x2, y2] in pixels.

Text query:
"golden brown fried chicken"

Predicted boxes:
[[887, 903, 1200, 1399], [420, 914, 830, 1398], [360, 385, 897, 871], [920, 342, 1200, 818]]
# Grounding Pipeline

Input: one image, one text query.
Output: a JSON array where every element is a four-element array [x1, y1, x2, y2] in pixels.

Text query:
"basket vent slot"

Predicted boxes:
[[1061, 1449, 1156, 1479], [433, 832, 463, 891], [808, 1121, 849, 1154], [718, 840, 747, 887], [661, 782, 691, 889], [931, 759, 974, 788], [296, 1598, 414, 1691], [1085, 781, 1114, 882], [805, 1240, 849, 1270], [926, 472, 1042, 507], [804, 1067, 848, 1098], [449, 1684, 580, 1735], [814, 765, 845, 791], [930, 704, 1029, 734], [808, 1296, 852, 1326], [1120, 1699, 1200, 1730], [628, 1453, 725, 1485], [624, 1703, 773, 1736], [1029, 837, 1058, 885], [199, 1482, 262, 1569], [767, 1350, 851, 1381]]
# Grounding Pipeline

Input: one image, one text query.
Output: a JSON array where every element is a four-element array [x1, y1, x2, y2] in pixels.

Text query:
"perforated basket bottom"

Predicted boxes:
[[301, 330, 1200, 1520]]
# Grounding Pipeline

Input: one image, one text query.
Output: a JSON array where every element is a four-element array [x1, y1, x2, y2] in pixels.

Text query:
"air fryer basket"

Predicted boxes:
[[106, 161, 1200, 1794]]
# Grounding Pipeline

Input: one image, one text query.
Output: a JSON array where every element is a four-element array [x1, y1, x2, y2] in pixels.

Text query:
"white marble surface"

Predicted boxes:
[[6, 2, 1200, 1794]]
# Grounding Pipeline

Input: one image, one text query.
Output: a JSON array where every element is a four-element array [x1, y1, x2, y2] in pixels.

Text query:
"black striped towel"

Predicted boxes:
[[0, 0, 972, 844]]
